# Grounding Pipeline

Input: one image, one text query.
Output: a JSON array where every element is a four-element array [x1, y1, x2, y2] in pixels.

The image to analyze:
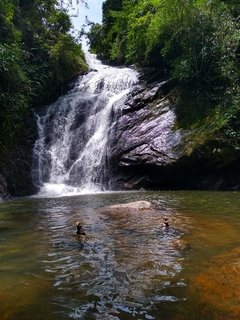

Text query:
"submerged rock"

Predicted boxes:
[[100, 200, 153, 213], [172, 239, 191, 251], [189, 247, 240, 319]]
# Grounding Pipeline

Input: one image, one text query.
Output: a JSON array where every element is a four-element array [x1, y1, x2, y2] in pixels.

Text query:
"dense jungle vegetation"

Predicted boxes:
[[89, 0, 240, 153], [0, 0, 87, 151]]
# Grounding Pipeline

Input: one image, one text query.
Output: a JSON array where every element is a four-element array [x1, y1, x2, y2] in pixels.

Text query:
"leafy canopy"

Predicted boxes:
[[88, 0, 240, 150], [0, 0, 88, 150]]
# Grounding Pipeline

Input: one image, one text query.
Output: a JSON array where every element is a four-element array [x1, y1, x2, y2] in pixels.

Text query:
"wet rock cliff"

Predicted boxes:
[[0, 112, 38, 199], [108, 80, 240, 190]]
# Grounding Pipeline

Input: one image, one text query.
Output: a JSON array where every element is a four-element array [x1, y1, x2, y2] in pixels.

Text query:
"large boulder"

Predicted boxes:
[[107, 80, 240, 190], [110, 83, 185, 168], [100, 200, 153, 213]]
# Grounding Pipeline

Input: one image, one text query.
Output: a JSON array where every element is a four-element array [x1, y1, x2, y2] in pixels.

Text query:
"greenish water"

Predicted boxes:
[[0, 191, 240, 320]]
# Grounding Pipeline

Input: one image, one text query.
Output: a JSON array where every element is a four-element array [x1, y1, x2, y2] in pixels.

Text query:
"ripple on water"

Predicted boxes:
[[31, 200, 187, 319], [1, 192, 240, 319]]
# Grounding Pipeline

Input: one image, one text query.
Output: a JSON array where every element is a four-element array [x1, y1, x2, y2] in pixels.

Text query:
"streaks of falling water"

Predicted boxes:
[[32, 53, 139, 197]]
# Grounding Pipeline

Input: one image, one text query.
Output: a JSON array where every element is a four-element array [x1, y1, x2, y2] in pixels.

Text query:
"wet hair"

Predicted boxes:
[[162, 218, 169, 228], [76, 222, 86, 235]]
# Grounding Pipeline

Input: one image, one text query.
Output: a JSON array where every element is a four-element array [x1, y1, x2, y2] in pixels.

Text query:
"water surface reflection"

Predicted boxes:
[[0, 191, 240, 319]]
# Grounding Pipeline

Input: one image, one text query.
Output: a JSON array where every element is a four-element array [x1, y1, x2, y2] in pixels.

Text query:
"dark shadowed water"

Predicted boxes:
[[0, 191, 240, 320]]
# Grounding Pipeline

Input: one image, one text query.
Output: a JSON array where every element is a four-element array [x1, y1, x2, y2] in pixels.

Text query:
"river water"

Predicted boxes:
[[0, 191, 239, 320]]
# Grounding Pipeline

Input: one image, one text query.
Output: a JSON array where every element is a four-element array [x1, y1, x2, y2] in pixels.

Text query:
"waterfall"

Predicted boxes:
[[32, 53, 139, 196]]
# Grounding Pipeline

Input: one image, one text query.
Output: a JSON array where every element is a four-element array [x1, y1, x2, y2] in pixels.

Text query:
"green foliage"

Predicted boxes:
[[0, 0, 87, 151], [89, 0, 240, 149], [90, 0, 239, 80], [50, 34, 87, 88]]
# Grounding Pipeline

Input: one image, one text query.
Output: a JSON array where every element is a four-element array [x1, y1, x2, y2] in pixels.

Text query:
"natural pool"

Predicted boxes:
[[0, 191, 239, 320]]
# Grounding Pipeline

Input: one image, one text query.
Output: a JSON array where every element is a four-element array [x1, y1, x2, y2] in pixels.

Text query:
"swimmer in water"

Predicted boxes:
[[162, 217, 169, 228], [76, 222, 86, 235]]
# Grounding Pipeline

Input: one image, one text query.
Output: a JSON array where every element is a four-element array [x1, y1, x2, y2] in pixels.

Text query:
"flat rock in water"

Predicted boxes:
[[100, 200, 153, 213]]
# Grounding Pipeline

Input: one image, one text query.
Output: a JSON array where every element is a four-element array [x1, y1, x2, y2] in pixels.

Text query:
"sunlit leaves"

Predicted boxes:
[[88, 0, 240, 149], [0, 0, 87, 150], [50, 34, 87, 84]]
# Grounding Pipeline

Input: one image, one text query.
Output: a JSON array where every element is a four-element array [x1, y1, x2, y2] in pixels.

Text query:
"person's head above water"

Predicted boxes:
[[162, 218, 169, 228], [76, 222, 86, 235]]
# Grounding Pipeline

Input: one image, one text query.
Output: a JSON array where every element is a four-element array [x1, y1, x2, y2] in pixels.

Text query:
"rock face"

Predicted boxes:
[[107, 81, 187, 189], [111, 82, 185, 167], [108, 80, 240, 190], [1, 72, 240, 197], [0, 173, 9, 200], [0, 111, 38, 198]]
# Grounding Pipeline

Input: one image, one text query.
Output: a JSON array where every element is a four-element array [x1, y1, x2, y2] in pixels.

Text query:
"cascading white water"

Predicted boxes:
[[32, 53, 139, 196]]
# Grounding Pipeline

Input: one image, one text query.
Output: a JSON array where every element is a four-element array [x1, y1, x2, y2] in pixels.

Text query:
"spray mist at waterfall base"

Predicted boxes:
[[36, 183, 104, 198]]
